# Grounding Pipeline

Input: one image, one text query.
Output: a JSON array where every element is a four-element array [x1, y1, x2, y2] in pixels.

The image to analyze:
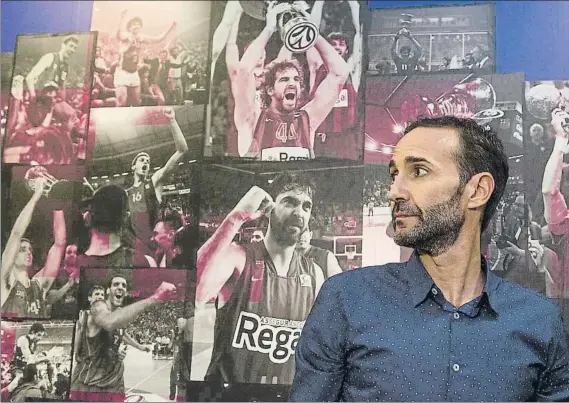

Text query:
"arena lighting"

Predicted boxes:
[[393, 123, 405, 134], [101, 176, 108, 179], [365, 141, 377, 151], [113, 174, 120, 177], [91, 176, 99, 179], [381, 145, 394, 154], [189, 159, 197, 163], [122, 172, 129, 176]]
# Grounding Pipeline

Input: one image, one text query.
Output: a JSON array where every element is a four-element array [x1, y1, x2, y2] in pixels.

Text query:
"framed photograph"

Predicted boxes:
[[71, 267, 190, 402], [189, 160, 363, 394], [86, 106, 199, 264], [2, 165, 86, 320], [205, 0, 367, 161], [367, 3, 495, 76], [2, 32, 97, 165], [1, 320, 74, 401], [90, 0, 211, 108]]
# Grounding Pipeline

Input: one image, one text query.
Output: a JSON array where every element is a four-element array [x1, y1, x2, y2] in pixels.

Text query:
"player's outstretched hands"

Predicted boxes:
[[231, 186, 275, 223], [163, 107, 175, 121], [266, 1, 293, 32], [552, 108, 569, 139], [152, 282, 177, 301]]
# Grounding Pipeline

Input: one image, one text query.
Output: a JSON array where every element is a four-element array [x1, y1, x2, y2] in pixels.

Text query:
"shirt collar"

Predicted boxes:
[[406, 251, 501, 313]]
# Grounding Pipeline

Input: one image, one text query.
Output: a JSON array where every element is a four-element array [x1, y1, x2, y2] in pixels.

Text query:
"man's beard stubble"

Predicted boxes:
[[269, 210, 305, 247], [392, 190, 465, 256]]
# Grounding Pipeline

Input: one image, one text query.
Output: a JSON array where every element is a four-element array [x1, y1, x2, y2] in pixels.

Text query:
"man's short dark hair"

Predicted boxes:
[[404, 116, 509, 232], [88, 285, 105, 298], [106, 274, 128, 290], [268, 172, 315, 201], [30, 323, 45, 334], [161, 212, 183, 231], [326, 32, 350, 54], [63, 35, 79, 45], [86, 184, 128, 233]]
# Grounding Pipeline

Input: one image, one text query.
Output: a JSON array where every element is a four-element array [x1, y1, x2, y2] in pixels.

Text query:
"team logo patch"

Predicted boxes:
[[283, 20, 318, 53], [232, 311, 304, 364], [299, 274, 312, 288]]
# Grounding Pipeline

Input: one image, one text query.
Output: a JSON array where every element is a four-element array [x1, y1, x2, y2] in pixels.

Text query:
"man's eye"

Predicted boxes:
[[413, 167, 428, 177]]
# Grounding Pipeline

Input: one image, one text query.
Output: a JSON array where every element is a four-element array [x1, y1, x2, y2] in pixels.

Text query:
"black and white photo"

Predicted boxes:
[[3, 32, 97, 165], [367, 3, 495, 75]]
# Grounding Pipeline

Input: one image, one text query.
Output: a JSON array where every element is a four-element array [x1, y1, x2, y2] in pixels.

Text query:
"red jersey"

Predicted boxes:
[[1, 278, 45, 319], [247, 109, 312, 161], [205, 242, 320, 385], [311, 64, 357, 133]]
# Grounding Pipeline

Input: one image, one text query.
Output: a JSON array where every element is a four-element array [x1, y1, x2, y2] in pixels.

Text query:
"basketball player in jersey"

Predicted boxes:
[[1, 179, 66, 319], [126, 107, 188, 256], [234, 2, 349, 160], [296, 229, 342, 278], [70, 275, 177, 402], [115, 10, 176, 107], [307, 1, 362, 137], [169, 315, 194, 402], [390, 29, 423, 75], [79, 184, 156, 268], [197, 172, 325, 384], [11, 323, 46, 371]]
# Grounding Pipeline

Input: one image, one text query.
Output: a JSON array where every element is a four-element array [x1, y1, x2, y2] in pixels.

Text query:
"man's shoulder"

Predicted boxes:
[[497, 275, 561, 316]]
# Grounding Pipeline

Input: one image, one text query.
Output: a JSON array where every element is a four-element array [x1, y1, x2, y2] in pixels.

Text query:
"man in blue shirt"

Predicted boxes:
[[291, 116, 569, 401]]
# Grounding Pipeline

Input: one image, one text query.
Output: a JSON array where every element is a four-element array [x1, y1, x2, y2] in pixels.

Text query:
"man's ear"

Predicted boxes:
[[466, 172, 495, 210]]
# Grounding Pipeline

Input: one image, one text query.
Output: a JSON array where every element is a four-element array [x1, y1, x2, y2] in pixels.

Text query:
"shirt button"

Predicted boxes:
[[431, 288, 438, 295], [452, 363, 460, 372], [453, 312, 460, 320]]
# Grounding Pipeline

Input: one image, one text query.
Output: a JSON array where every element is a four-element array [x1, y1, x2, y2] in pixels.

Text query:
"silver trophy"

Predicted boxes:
[[240, 0, 319, 53]]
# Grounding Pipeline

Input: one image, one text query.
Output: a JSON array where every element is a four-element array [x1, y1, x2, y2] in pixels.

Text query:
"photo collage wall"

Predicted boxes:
[[1, 1, 568, 402]]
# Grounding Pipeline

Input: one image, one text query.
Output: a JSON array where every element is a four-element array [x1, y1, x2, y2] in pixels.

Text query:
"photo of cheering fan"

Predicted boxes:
[[3, 32, 97, 165], [205, 0, 366, 161]]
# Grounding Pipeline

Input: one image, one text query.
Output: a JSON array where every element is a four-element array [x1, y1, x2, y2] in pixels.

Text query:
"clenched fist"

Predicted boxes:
[[231, 186, 275, 223]]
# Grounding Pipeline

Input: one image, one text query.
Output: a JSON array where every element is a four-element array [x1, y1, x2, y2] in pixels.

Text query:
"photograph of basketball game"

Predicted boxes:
[[205, 0, 366, 161], [367, 3, 495, 75], [1, 165, 86, 320], [364, 72, 524, 164], [2, 32, 96, 165], [523, 80, 569, 311], [85, 106, 198, 267], [90, 0, 210, 108], [71, 267, 190, 402], [190, 161, 363, 387], [1, 320, 74, 401]]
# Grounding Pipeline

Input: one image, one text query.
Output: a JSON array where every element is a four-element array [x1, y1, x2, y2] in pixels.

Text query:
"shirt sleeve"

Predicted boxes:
[[537, 306, 569, 401], [289, 277, 348, 402]]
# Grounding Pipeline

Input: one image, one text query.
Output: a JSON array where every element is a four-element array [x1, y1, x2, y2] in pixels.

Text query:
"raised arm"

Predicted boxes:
[[305, 0, 325, 92], [151, 108, 188, 198], [301, 35, 350, 146], [408, 32, 423, 59], [347, 1, 363, 91], [144, 21, 176, 44], [34, 210, 66, 293], [225, 6, 243, 78], [196, 186, 273, 304], [25, 53, 55, 100], [116, 9, 129, 42], [90, 282, 176, 332], [290, 278, 346, 401], [542, 109, 569, 228], [1, 182, 45, 306]]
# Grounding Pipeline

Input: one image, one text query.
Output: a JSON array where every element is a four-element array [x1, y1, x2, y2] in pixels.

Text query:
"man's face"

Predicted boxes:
[[269, 67, 302, 112], [388, 127, 467, 256], [296, 230, 312, 252], [512, 195, 525, 219], [15, 241, 33, 269], [107, 277, 127, 308], [329, 39, 348, 58], [159, 51, 168, 62], [250, 230, 264, 243], [88, 288, 105, 305], [31, 331, 45, 342], [400, 48, 411, 59], [64, 244, 78, 266], [129, 21, 142, 35], [61, 41, 78, 58], [153, 221, 174, 250], [132, 155, 150, 177], [96, 47, 102, 58], [171, 47, 180, 58], [269, 189, 312, 247]]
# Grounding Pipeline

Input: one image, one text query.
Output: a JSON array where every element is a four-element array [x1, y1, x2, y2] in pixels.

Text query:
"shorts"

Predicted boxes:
[[114, 68, 140, 88]]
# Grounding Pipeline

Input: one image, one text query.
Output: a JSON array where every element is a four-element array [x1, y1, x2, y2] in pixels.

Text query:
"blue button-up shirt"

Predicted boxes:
[[290, 253, 569, 401]]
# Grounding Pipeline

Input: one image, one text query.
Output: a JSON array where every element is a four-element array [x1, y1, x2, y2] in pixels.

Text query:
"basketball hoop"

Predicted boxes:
[[345, 245, 356, 260], [346, 250, 356, 260]]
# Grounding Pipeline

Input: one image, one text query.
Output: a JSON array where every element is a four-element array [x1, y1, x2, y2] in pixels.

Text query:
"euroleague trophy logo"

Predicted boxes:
[[240, 0, 319, 53]]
